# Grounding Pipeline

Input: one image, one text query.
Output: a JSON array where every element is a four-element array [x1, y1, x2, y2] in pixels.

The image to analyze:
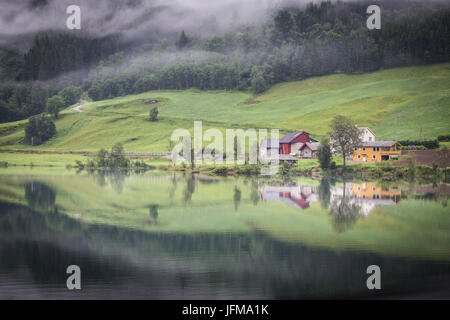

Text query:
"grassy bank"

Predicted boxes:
[[0, 63, 449, 154]]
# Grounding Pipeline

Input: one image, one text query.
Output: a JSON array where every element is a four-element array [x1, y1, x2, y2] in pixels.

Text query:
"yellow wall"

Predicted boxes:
[[352, 144, 401, 162]]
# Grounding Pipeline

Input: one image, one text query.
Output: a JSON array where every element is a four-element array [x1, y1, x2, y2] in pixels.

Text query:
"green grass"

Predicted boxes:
[[0, 63, 449, 159]]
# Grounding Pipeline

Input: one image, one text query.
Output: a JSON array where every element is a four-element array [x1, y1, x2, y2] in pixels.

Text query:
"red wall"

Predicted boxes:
[[280, 132, 310, 154], [281, 144, 291, 154]]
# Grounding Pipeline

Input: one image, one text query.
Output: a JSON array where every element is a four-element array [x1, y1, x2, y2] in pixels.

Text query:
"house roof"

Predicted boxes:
[[359, 141, 399, 147], [358, 126, 376, 137], [261, 139, 279, 148], [300, 142, 322, 151], [280, 132, 306, 143]]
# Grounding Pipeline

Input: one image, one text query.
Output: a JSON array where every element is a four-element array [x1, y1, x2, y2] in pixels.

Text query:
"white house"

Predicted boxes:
[[358, 126, 376, 142]]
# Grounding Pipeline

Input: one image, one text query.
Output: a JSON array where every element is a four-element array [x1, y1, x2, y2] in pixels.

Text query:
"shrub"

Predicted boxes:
[[87, 85, 102, 101], [59, 86, 82, 107], [317, 138, 331, 169], [399, 139, 439, 149], [437, 134, 450, 142], [46, 95, 65, 118], [330, 161, 337, 169], [211, 166, 229, 176], [149, 107, 158, 121], [25, 115, 56, 145]]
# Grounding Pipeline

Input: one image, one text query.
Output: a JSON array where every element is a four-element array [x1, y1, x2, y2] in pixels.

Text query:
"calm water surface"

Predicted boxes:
[[0, 168, 449, 299]]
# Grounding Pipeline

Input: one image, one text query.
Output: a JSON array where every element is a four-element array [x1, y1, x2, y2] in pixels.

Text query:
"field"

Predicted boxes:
[[0, 63, 449, 162]]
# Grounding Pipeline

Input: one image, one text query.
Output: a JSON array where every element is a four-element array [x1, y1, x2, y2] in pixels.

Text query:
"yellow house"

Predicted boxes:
[[352, 141, 402, 162]]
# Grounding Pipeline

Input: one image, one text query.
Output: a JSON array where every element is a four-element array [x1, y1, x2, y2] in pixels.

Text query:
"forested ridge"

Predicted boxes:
[[0, 0, 449, 123]]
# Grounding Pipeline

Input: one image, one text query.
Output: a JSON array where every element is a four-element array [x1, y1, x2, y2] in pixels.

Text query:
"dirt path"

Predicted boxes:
[[72, 101, 86, 112]]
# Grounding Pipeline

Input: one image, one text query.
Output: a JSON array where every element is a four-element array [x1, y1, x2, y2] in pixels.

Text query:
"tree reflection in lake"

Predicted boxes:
[[233, 186, 242, 211], [318, 178, 331, 209], [183, 174, 196, 205], [0, 171, 449, 298], [149, 205, 159, 225], [24, 182, 56, 211], [250, 179, 260, 206], [329, 181, 363, 233]]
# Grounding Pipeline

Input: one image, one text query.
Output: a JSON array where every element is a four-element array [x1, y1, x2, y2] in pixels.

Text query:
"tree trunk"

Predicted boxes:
[[343, 152, 346, 169]]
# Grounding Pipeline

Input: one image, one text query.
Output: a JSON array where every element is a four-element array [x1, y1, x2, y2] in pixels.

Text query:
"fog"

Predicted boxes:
[[0, 0, 316, 48]]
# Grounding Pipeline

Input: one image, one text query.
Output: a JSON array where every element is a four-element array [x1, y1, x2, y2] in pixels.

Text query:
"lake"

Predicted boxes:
[[0, 168, 449, 299]]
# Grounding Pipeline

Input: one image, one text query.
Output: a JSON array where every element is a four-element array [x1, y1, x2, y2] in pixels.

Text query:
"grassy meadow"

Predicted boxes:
[[0, 63, 449, 166]]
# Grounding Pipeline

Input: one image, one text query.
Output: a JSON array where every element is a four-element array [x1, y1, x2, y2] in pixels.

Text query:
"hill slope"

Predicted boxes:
[[0, 63, 449, 153]]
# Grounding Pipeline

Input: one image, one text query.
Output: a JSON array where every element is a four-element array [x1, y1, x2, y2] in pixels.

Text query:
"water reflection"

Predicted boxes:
[[149, 205, 159, 225], [0, 171, 448, 299], [261, 182, 402, 215], [24, 182, 56, 211]]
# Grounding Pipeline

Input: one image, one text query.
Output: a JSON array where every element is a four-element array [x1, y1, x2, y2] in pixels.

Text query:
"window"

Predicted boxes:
[[372, 155, 376, 160], [357, 155, 361, 159], [362, 147, 366, 151]]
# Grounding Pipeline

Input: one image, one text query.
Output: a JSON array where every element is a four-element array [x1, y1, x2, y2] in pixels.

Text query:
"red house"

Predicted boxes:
[[279, 131, 312, 155]]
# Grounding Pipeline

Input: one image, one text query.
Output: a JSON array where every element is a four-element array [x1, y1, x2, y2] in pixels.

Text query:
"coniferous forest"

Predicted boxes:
[[0, 0, 449, 123]]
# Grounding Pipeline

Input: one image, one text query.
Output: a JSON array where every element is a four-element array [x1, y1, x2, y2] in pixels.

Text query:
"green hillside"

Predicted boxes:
[[0, 63, 449, 154]]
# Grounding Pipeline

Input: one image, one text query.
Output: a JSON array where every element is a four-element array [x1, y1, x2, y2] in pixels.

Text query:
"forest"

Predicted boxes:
[[0, 0, 449, 123]]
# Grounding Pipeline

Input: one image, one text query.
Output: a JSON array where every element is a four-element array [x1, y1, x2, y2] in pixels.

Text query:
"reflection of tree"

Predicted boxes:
[[329, 182, 362, 233], [169, 174, 178, 203], [233, 186, 242, 211], [109, 171, 127, 194], [318, 179, 331, 209], [149, 205, 159, 224], [90, 170, 128, 194], [250, 179, 259, 206], [24, 182, 56, 211], [183, 174, 196, 205], [96, 171, 107, 187]]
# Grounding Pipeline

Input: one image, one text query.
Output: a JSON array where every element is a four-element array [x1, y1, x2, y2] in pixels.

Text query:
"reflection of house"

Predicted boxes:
[[353, 141, 402, 162], [261, 182, 401, 216], [260, 186, 318, 210], [352, 183, 401, 203]]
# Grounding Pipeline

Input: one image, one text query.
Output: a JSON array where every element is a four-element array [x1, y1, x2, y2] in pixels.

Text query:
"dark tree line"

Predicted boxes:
[[86, 1, 450, 100], [22, 33, 119, 81]]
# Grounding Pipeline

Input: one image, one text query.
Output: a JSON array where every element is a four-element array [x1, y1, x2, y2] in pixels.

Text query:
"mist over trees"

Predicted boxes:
[[0, 0, 449, 123]]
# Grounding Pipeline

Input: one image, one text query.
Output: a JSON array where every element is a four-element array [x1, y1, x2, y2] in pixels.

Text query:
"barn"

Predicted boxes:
[[279, 131, 313, 155]]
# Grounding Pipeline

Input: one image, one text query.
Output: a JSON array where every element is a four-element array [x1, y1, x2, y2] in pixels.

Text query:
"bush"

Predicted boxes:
[[235, 164, 260, 175], [46, 95, 65, 118], [211, 166, 229, 176], [149, 107, 158, 121], [437, 134, 450, 142], [401, 145, 426, 150], [59, 86, 82, 107], [399, 139, 439, 149], [25, 115, 56, 145], [87, 85, 102, 101], [317, 138, 331, 169]]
